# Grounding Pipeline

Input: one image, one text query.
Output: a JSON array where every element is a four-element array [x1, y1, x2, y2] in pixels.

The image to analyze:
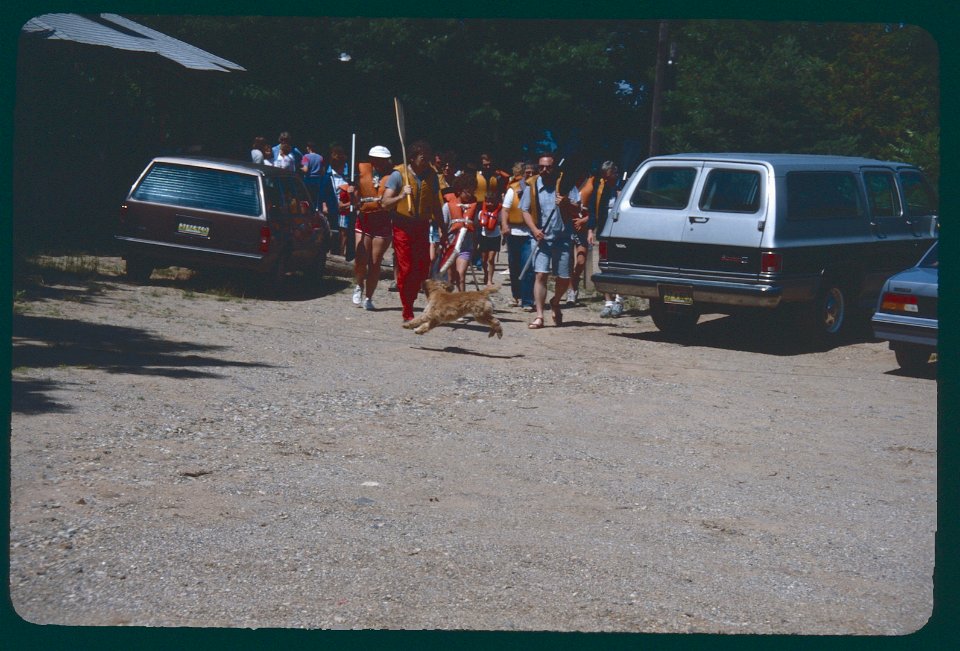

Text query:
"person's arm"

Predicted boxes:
[[380, 171, 410, 209], [500, 187, 514, 233]]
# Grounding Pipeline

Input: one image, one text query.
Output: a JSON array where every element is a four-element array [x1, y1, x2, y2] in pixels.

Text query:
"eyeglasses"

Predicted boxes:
[[538, 165, 554, 170]]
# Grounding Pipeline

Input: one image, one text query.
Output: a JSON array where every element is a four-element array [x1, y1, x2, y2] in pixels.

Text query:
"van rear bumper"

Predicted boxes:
[[591, 271, 789, 308]]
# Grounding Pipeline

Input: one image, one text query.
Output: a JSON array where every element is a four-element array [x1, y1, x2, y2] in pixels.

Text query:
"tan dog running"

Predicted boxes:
[[402, 279, 503, 338]]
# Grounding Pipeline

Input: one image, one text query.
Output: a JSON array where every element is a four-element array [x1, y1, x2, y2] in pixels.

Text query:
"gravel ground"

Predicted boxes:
[[9, 254, 936, 633]]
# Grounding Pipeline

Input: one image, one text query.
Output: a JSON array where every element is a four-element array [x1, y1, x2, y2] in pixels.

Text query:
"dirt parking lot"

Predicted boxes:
[[9, 254, 936, 634]]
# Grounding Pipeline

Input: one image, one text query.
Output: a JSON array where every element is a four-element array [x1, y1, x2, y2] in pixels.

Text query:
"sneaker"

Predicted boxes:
[[352, 285, 363, 305], [600, 302, 614, 318], [363, 297, 375, 311], [388, 282, 399, 292], [610, 301, 624, 318]]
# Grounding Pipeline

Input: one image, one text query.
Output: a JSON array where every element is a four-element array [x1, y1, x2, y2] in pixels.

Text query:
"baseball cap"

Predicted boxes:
[[368, 145, 392, 158]]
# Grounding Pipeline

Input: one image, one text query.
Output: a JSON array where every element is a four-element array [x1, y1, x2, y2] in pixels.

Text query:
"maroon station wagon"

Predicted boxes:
[[116, 156, 330, 284]]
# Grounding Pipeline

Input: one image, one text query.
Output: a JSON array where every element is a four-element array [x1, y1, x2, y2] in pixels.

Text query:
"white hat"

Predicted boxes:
[[368, 145, 392, 158]]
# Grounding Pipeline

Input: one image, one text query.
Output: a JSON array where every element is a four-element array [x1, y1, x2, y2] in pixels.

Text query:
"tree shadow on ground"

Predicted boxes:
[[610, 311, 878, 357], [11, 314, 275, 414]]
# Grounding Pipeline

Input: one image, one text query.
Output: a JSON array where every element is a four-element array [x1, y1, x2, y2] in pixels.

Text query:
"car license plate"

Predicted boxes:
[[660, 284, 694, 306], [176, 218, 211, 238]]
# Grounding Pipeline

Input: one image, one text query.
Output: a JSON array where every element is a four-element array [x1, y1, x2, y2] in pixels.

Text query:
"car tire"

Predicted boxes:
[[124, 257, 153, 283], [308, 250, 327, 288], [799, 279, 848, 346], [649, 300, 699, 337], [894, 345, 933, 373]]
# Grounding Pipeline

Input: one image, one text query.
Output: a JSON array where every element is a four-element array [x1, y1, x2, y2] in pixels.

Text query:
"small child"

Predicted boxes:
[[477, 190, 503, 287], [442, 174, 479, 293]]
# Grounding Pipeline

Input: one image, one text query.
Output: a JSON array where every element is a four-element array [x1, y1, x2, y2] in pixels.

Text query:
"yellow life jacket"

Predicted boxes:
[[475, 169, 510, 203], [394, 163, 441, 221], [506, 179, 525, 225], [524, 172, 566, 227]]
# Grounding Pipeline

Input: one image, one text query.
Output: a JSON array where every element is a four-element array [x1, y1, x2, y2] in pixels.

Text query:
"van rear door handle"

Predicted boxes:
[[688, 216, 709, 224]]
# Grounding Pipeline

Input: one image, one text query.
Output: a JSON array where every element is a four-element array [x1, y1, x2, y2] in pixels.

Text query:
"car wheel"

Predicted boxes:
[[800, 279, 848, 345], [307, 250, 327, 288], [649, 300, 699, 337], [124, 257, 153, 283], [894, 345, 933, 373]]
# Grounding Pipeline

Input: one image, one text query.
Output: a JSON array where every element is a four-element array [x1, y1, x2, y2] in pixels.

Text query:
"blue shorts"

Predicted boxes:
[[429, 223, 440, 244], [532, 238, 572, 278]]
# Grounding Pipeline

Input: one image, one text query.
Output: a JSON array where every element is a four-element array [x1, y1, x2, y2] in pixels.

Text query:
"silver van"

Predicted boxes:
[[592, 153, 938, 342], [116, 156, 330, 285]]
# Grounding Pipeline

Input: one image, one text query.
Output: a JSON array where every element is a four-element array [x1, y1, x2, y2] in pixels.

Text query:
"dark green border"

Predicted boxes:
[[3, 1, 955, 649]]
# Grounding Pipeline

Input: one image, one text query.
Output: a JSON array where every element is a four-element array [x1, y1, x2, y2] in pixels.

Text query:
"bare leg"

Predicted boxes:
[[366, 235, 391, 299]]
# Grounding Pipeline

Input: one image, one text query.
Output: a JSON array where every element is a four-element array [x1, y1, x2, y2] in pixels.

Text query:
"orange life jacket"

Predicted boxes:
[[446, 194, 478, 232], [357, 162, 387, 213], [479, 200, 502, 232]]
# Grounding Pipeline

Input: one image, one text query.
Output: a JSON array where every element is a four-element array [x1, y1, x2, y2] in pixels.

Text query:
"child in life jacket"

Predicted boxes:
[[441, 174, 479, 292], [477, 189, 503, 287]]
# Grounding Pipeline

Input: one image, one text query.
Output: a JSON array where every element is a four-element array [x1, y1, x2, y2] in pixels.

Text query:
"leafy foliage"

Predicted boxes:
[[14, 17, 939, 256]]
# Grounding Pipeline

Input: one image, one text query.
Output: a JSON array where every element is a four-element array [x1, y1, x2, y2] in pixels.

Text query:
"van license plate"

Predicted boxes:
[[660, 285, 694, 306], [177, 217, 211, 238]]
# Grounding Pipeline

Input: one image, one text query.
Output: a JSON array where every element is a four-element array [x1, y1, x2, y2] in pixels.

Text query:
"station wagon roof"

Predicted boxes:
[[149, 155, 295, 176], [649, 153, 914, 170]]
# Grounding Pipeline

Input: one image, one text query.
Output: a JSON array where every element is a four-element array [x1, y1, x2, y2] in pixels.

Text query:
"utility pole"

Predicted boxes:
[[649, 20, 669, 157]]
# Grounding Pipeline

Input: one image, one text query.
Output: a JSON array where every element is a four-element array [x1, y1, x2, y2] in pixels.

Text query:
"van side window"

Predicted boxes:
[[863, 171, 901, 218], [899, 170, 938, 217], [131, 163, 261, 217], [630, 167, 697, 209], [699, 170, 761, 213], [786, 172, 864, 221]]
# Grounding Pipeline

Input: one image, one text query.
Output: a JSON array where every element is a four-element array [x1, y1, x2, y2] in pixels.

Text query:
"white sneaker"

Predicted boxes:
[[352, 285, 362, 305], [363, 297, 375, 311]]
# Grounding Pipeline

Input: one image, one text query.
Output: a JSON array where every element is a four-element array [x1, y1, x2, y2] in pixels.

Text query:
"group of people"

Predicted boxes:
[[250, 131, 626, 328]]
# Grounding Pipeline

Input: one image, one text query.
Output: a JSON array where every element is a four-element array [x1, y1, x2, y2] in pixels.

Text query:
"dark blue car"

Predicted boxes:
[[871, 242, 938, 372]]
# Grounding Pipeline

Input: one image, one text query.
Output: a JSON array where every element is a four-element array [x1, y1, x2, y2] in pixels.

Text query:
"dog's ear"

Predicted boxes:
[[442, 281, 455, 292]]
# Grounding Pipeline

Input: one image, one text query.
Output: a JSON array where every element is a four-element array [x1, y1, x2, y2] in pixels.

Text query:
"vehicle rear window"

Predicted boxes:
[[786, 172, 864, 221], [263, 176, 312, 215], [131, 163, 262, 217], [699, 169, 761, 213], [863, 171, 901, 218], [899, 170, 938, 217], [630, 167, 697, 209]]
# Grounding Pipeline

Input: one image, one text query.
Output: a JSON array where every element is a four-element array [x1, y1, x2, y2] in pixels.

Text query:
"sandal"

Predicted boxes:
[[528, 316, 545, 329], [550, 298, 563, 327]]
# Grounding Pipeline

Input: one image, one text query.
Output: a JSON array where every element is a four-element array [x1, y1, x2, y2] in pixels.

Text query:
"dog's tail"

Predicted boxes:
[[480, 285, 500, 296]]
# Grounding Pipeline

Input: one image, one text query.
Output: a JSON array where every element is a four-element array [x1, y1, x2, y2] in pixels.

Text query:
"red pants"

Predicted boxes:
[[392, 218, 431, 320]]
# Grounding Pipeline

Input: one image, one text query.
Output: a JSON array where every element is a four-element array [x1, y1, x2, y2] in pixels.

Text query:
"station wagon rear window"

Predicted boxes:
[[131, 163, 262, 217], [699, 169, 761, 213], [786, 171, 864, 221], [630, 167, 697, 209]]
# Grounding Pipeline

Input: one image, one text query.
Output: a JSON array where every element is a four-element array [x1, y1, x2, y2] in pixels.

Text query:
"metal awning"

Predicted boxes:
[[21, 13, 245, 72]]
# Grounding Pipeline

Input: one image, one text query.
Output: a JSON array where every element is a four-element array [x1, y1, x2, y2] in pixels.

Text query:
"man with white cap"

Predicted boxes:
[[352, 145, 410, 310]]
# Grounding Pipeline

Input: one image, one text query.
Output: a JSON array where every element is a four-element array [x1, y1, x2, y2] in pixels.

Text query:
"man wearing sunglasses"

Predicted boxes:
[[520, 153, 579, 328]]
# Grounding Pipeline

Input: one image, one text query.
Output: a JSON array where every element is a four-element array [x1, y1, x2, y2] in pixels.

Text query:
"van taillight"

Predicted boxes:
[[598, 241, 607, 262], [761, 252, 782, 273], [260, 226, 271, 253], [881, 292, 919, 313], [119, 203, 128, 225]]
